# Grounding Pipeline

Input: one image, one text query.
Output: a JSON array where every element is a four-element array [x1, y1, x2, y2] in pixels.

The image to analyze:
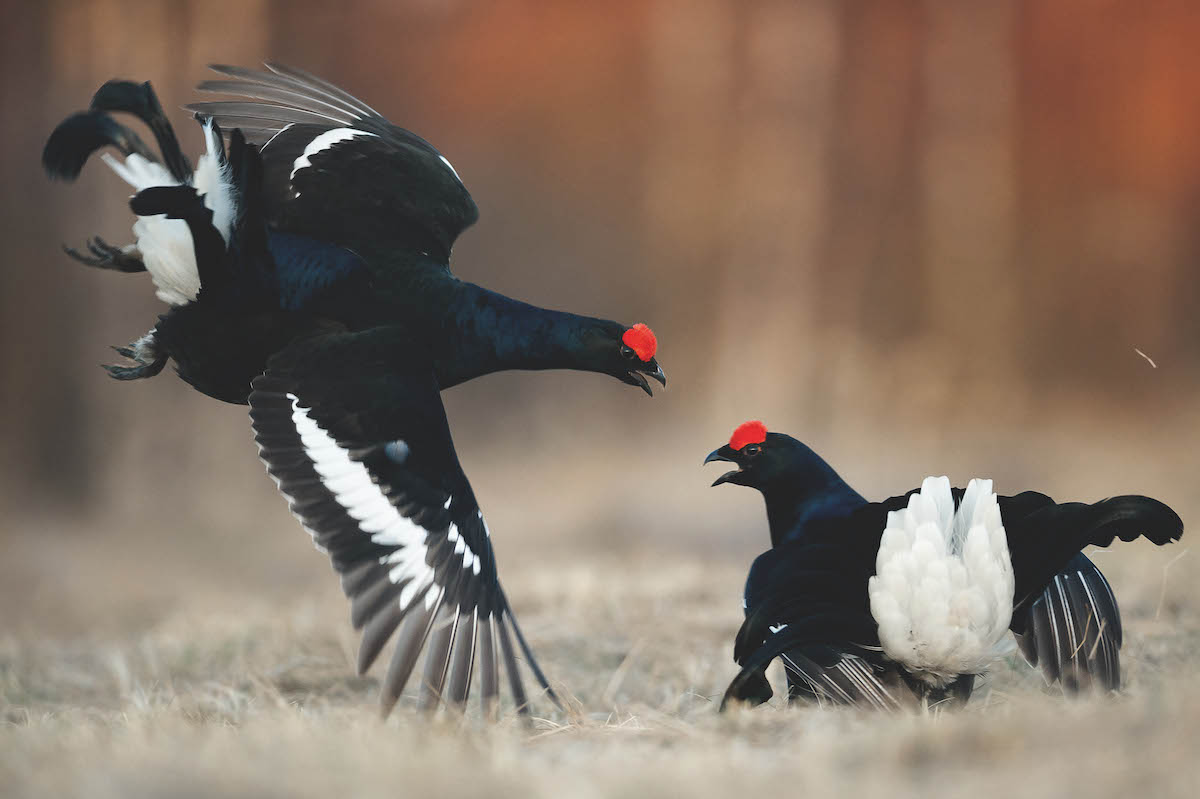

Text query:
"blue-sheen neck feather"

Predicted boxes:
[[763, 440, 867, 548], [431, 279, 615, 388]]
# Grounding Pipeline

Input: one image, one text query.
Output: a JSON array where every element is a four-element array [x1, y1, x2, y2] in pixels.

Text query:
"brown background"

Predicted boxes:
[[0, 0, 1196, 632]]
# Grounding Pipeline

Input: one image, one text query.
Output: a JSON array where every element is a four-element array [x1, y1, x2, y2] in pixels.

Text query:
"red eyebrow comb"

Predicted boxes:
[[729, 420, 767, 450], [622, 323, 657, 362]]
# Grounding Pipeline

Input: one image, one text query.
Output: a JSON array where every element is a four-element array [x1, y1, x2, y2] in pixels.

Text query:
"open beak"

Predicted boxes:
[[628, 363, 667, 397], [704, 448, 741, 486]]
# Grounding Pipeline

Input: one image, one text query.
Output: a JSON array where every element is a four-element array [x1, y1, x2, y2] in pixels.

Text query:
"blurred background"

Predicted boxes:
[[0, 0, 1195, 634]]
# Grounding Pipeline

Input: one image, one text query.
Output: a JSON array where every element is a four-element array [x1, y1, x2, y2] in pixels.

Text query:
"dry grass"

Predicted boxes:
[[1, 385, 1195, 798], [2, 533, 1198, 799]]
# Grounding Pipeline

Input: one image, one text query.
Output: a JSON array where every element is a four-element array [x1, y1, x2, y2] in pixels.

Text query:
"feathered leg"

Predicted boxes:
[[104, 329, 167, 381]]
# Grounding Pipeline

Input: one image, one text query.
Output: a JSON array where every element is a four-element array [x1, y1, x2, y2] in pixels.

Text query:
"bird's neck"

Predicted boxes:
[[430, 280, 610, 388], [762, 468, 867, 548]]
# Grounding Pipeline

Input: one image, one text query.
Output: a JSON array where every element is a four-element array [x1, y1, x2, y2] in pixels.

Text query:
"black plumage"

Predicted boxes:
[[1013, 553, 1122, 692], [706, 427, 1183, 710], [43, 65, 667, 716]]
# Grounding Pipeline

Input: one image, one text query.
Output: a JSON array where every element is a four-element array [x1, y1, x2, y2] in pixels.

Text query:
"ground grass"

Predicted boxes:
[[2, 537, 1197, 799]]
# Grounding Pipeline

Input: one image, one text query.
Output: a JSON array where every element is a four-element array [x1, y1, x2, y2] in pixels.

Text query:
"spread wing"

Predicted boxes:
[[723, 622, 901, 712], [248, 328, 556, 717], [999, 492, 1180, 694], [1013, 552, 1123, 693], [725, 533, 896, 711], [188, 63, 478, 266]]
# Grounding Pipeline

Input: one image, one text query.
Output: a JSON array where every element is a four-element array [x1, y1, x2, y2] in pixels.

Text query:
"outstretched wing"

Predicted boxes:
[[188, 64, 478, 265], [726, 536, 895, 711], [248, 328, 556, 717], [999, 492, 1180, 693], [723, 624, 901, 712], [734, 502, 900, 666]]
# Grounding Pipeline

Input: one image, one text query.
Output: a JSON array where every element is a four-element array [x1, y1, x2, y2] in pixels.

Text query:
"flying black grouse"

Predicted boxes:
[[705, 421, 1183, 710], [42, 65, 665, 717]]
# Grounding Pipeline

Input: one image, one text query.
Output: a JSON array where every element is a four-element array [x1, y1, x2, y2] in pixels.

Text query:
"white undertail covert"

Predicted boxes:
[[102, 120, 236, 306], [868, 476, 1015, 686]]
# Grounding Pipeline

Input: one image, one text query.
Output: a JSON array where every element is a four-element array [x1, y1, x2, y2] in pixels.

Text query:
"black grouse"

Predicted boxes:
[[705, 421, 1183, 710], [42, 65, 666, 717]]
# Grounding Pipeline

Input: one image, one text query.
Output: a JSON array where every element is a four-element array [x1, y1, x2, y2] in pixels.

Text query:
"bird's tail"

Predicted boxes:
[[43, 80, 237, 306], [868, 477, 1015, 687]]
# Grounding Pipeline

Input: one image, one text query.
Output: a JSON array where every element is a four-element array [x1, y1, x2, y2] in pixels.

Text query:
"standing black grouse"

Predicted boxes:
[[705, 421, 1182, 710], [42, 65, 666, 717]]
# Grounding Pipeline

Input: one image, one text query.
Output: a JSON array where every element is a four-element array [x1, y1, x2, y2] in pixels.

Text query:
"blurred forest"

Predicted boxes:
[[0, 0, 1197, 625]]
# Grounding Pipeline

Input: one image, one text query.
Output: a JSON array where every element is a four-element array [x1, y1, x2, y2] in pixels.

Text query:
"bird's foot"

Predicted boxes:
[[63, 237, 145, 273], [103, 331, 167, 380]]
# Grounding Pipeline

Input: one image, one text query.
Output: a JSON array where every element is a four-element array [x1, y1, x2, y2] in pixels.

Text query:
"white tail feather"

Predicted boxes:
[[102, 119, 236, 306], [868, 476, 1015, 686], [193, 120, 236, 244]]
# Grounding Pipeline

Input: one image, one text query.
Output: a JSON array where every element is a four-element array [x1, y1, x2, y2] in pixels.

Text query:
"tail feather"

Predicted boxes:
[[868, 477, 1014, 685], [224, 128, 272, 273], [90, 80, 192, 181], [43, 111, 158, 181], [129, 185, 227, 294], [46, 86, 239, 307]]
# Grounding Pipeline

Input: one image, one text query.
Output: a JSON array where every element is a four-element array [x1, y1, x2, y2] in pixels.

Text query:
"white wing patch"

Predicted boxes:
[[868, 476, 1015, 687], [102, 118, 235, 306], [290, 128, 378, 181], [286, 394, 482, 607]]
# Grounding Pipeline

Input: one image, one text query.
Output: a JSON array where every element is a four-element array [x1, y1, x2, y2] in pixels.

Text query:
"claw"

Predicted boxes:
[[103, 363, 155, 380], [104, 332, 167, 381], [63, 237, 145, 272], [102, 356, 166, 381]]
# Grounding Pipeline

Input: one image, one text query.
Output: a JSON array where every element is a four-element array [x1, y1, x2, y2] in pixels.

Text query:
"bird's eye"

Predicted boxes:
[[742, 444, 761, 458], [620, 344, 637, 360]]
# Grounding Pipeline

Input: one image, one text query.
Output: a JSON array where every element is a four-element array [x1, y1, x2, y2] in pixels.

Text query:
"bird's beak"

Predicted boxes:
[[627, 363, 667, 397], [704, 448, 741, 486], [626, 370, 653, 396]]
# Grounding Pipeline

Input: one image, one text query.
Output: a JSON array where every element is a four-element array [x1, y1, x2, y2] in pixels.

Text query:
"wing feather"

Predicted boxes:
[[193, 64, 477, 263], [445, 610, 478, 706], [380, 589, 443, 717], [249, 331, 554, 717]]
